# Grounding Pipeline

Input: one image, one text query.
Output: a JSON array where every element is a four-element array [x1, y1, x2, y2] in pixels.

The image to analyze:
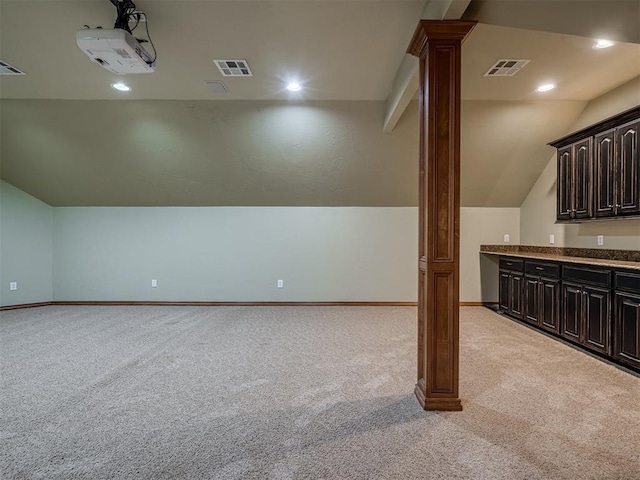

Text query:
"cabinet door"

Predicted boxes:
[[614, 292, 640, 369], [595, 130, 616, 217], [511, 273, 524, 319], [557, 146, 573, 220], [499, 271, 511, 312], [524, 276, 540, 325], [582, 285, 610, 355], [540, 278, 560, 334], [616, 121, 640, 216], [562, 283, 582, 342], [573, 138, 593, 219]]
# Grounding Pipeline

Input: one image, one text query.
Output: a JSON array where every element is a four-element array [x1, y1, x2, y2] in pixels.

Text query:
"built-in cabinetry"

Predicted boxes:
[[499, 258, 524, 319], [613, 271, 640, 369], [550, 107, 639, 222], [523, 260, 560, 333], [561, 265, 610, 355], [557, 139, 593, 220], [498, 255, 639, 373]]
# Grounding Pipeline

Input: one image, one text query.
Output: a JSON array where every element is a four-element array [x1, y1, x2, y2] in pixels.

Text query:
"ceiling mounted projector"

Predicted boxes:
[[77, 28, 155, 74]]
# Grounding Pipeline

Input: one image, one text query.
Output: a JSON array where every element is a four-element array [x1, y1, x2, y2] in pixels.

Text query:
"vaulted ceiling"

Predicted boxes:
[[1, 0, 639, 207]]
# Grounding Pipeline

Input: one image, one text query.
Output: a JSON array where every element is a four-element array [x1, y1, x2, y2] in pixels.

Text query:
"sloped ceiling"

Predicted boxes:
[[0, 100, 421, 207], [464, 0, 640, 44], [0, 0, 638, 207]]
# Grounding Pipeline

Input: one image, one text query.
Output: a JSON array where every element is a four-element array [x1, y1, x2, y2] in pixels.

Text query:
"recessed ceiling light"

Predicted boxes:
[[286, 82, 302, 92], [536, 83, 556, 93], [593, 39, 614, 49], [111, 82, 130, 92]]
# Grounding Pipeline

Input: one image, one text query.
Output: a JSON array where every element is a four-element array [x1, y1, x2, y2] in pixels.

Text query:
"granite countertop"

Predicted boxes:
[[480, 245, 640, 271]]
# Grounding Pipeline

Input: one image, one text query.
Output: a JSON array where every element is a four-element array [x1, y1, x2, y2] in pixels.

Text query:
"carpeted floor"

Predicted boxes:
[[1, 305, 639, 479]]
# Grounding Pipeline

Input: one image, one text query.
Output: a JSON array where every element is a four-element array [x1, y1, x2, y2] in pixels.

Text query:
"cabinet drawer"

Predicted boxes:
[[615, 271, 640, 294], [562, 265, 611, 288], [500, 257, 524, 272], [525, 261, 560, 279]]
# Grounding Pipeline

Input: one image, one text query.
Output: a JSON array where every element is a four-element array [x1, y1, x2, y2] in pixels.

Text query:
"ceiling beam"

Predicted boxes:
[[383, 0, 472, 133]]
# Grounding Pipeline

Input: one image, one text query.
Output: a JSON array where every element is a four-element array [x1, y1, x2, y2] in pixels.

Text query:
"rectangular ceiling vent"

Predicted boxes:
[[213, 59, 252, 77], [484, 59, 530, 77], [0, 60, 26, 75]]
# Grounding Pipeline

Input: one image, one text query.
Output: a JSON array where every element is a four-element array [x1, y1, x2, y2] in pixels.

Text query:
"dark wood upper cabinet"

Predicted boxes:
[[550, 106, 640, 222], [573, 138, 593, 219], [557, 147, 573, 220], [617, 121, 640, 216], [557, 141, 592, 220], [595, 129, 616, 217]]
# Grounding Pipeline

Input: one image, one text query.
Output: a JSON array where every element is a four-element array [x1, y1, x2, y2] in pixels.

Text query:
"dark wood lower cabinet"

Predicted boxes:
[[562, 282, 583, 342], [561, 285, 610, 355], [524, 277, 540, 325], [498, 256, 639, 373], [540, 279, 560, 333], [500, 270, 524, 319], [613, 293, 640, 368], [499, 258, 524, 320], [613, 271, 640, 370], [561, 266, 611, 355], [524, 261, 561, 333], [511, 274, 524, 319], [525, 276, 560, 333], [499, 271, 511, 312], [582, 285, 610, 355]]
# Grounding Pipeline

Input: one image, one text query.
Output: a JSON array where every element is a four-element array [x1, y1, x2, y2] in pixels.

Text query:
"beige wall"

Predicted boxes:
[[460, 208, 520, 303], [0, 181, 53, 307], [0, 178, 519, 303], [0, 100, 419, 207], [520, 76, 640, 250], [53, 206, 419, 302], [51, 205, 517, 303]]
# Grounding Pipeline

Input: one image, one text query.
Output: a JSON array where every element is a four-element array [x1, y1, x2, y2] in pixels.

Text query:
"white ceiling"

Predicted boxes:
[[1, 1, 638, 102], [462, 23, 640, 101], [1, 0, 639, 208], [0, 0, 425, 100]]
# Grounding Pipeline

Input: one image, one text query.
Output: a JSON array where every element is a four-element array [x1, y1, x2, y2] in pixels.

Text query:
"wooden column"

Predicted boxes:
[[407, 20, 476, 411]]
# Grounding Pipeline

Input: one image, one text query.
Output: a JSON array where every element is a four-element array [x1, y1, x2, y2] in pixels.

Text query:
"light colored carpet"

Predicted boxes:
[[1, 306, 639, 479]]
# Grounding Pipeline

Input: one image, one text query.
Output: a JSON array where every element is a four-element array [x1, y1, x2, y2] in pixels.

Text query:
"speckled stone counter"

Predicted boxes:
[[480, 245, 640, 271]]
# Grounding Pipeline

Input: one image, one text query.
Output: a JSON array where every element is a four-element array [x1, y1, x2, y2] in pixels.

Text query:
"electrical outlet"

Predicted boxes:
[[503, 234, 510, 243], [151, 279, 157, 288], [277, 279, 284, 288], [597, 235, 604, 246], [9, 282, 17, 291], [549, 234, 555, 245]]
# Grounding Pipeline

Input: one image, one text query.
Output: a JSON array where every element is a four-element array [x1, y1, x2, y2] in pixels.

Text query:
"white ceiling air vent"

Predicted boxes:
[[205, 80, 228, 94], [0, 60, 26, 75], [213, 60, 252, 77], [484, 59, 530, 77]]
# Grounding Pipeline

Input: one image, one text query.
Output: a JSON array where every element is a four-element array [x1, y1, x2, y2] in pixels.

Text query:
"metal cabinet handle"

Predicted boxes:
[[536, 266, 544, 270]]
